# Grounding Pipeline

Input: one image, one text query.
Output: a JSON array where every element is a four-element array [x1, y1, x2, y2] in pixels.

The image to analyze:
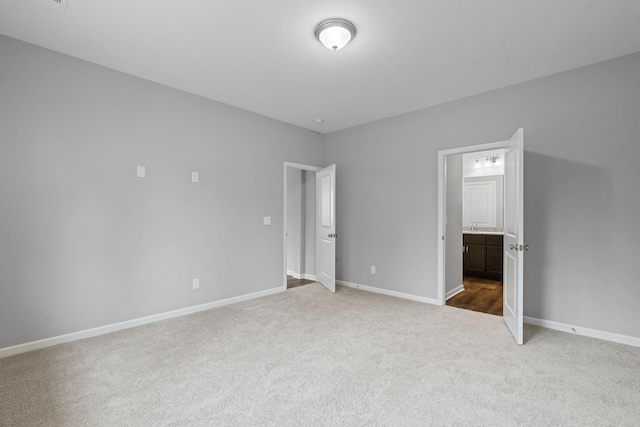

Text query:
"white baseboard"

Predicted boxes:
[[337, 280, 439, 305], [287, 271, 317, 281], [7, 285, 636, 359], [524, 316, 640, 348], [0, 286, 285, 359], [446, 284, 465, 301], [337, 281, 639, 348]]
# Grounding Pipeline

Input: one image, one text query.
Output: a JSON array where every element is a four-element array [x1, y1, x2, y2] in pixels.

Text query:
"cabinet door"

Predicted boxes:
[[463, 182, 496, 228], [486, 244, 503, 279], [466, 244, 486, 275]]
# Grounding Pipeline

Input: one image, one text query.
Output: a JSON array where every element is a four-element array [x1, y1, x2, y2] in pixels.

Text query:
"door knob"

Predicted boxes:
[[509, 244, 530, 251]]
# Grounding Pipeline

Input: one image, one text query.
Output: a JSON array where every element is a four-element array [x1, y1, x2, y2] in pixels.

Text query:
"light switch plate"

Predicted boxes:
[[137, 165, 145, 178], [192, 278, 200, 290], [192, 172, 199, 182], [263, 216, 271, 225]]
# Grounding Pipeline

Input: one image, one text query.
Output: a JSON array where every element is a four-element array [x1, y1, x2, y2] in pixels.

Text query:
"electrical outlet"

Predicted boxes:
[[192, 278, 200, 290], [370, 266, 376, 274]]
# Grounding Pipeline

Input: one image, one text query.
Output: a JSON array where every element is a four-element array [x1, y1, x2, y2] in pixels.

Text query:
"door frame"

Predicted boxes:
[[283, 162, 322, 290], [437, 139, 513, 305]]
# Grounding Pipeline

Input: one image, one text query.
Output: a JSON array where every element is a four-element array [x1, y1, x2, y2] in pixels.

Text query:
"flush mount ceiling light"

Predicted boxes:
[[315, 19, 356, 51]]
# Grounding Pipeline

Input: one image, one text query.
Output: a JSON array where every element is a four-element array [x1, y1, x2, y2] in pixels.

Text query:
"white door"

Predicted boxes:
[[316, 164, 336, 293], [503, 128, 524, 344]]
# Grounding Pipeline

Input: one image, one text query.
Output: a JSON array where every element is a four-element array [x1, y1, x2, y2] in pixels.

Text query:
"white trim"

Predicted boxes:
[[337, 280, 439, 305], [287, 270, 301, 279], [445, 284, 465, 301], [286, 272, 317, 281], [283, 162, 322, 289], [0, 286, 285, 359], [438, 136, 515, 307], [283, 161, 323, 172], [524, 316, 640, 348]]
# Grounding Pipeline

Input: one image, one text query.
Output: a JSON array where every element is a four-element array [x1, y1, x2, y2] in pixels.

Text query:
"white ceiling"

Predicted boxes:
[[2, 1, 640, 133]]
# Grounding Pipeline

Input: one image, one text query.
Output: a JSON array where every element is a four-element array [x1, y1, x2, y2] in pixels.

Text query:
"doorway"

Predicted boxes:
[[437, 129, 525, 344], [283, 162, 337, 293], [284, 163, 320, 289], [447, 150, 505, 315]]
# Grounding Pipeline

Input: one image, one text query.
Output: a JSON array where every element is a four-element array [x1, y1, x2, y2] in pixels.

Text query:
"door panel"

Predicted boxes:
[[316, 164, 336, 293], [504, 251, 517, 316], [503, 129, 524, 344]]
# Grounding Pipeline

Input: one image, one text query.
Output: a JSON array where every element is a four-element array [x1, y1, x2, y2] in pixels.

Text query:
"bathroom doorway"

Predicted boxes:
[[437, 129, 525, 344], [447, 150, 505, 315]]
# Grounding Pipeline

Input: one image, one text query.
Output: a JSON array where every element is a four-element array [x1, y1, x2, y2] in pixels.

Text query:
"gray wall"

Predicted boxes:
[[324, 52, 640, 339], [2, 34, 639, 348], [464, 175, 504, 229], [0, 36, 323, 348]]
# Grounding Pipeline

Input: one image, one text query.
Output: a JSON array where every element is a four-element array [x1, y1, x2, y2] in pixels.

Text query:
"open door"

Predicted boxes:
[[316, 164, 336, 293], [503, 129, 524, 344]]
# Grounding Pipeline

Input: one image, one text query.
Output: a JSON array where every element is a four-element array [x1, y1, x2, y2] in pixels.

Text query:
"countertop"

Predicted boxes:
[[463, 230, 504, 235]]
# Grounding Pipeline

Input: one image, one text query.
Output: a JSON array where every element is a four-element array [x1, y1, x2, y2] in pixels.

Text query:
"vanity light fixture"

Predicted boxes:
[[475, 155, 501, 168], [315, 19, 356, 51]]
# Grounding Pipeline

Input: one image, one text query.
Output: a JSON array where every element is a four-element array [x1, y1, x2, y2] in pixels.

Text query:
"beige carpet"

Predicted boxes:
[[1, 283, 639, 426]]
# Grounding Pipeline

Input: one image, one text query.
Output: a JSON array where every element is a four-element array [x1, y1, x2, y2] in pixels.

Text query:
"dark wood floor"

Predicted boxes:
[[287, 276, 316, 289], [446, 277, 503, 316]]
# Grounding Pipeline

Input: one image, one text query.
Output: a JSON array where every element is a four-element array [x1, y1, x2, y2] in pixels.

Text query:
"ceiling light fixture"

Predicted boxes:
[[315, 19, 356, 51]]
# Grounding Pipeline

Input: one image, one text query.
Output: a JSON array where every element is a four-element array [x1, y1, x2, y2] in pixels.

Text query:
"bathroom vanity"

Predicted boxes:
[[463, 233, 503, 281]]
